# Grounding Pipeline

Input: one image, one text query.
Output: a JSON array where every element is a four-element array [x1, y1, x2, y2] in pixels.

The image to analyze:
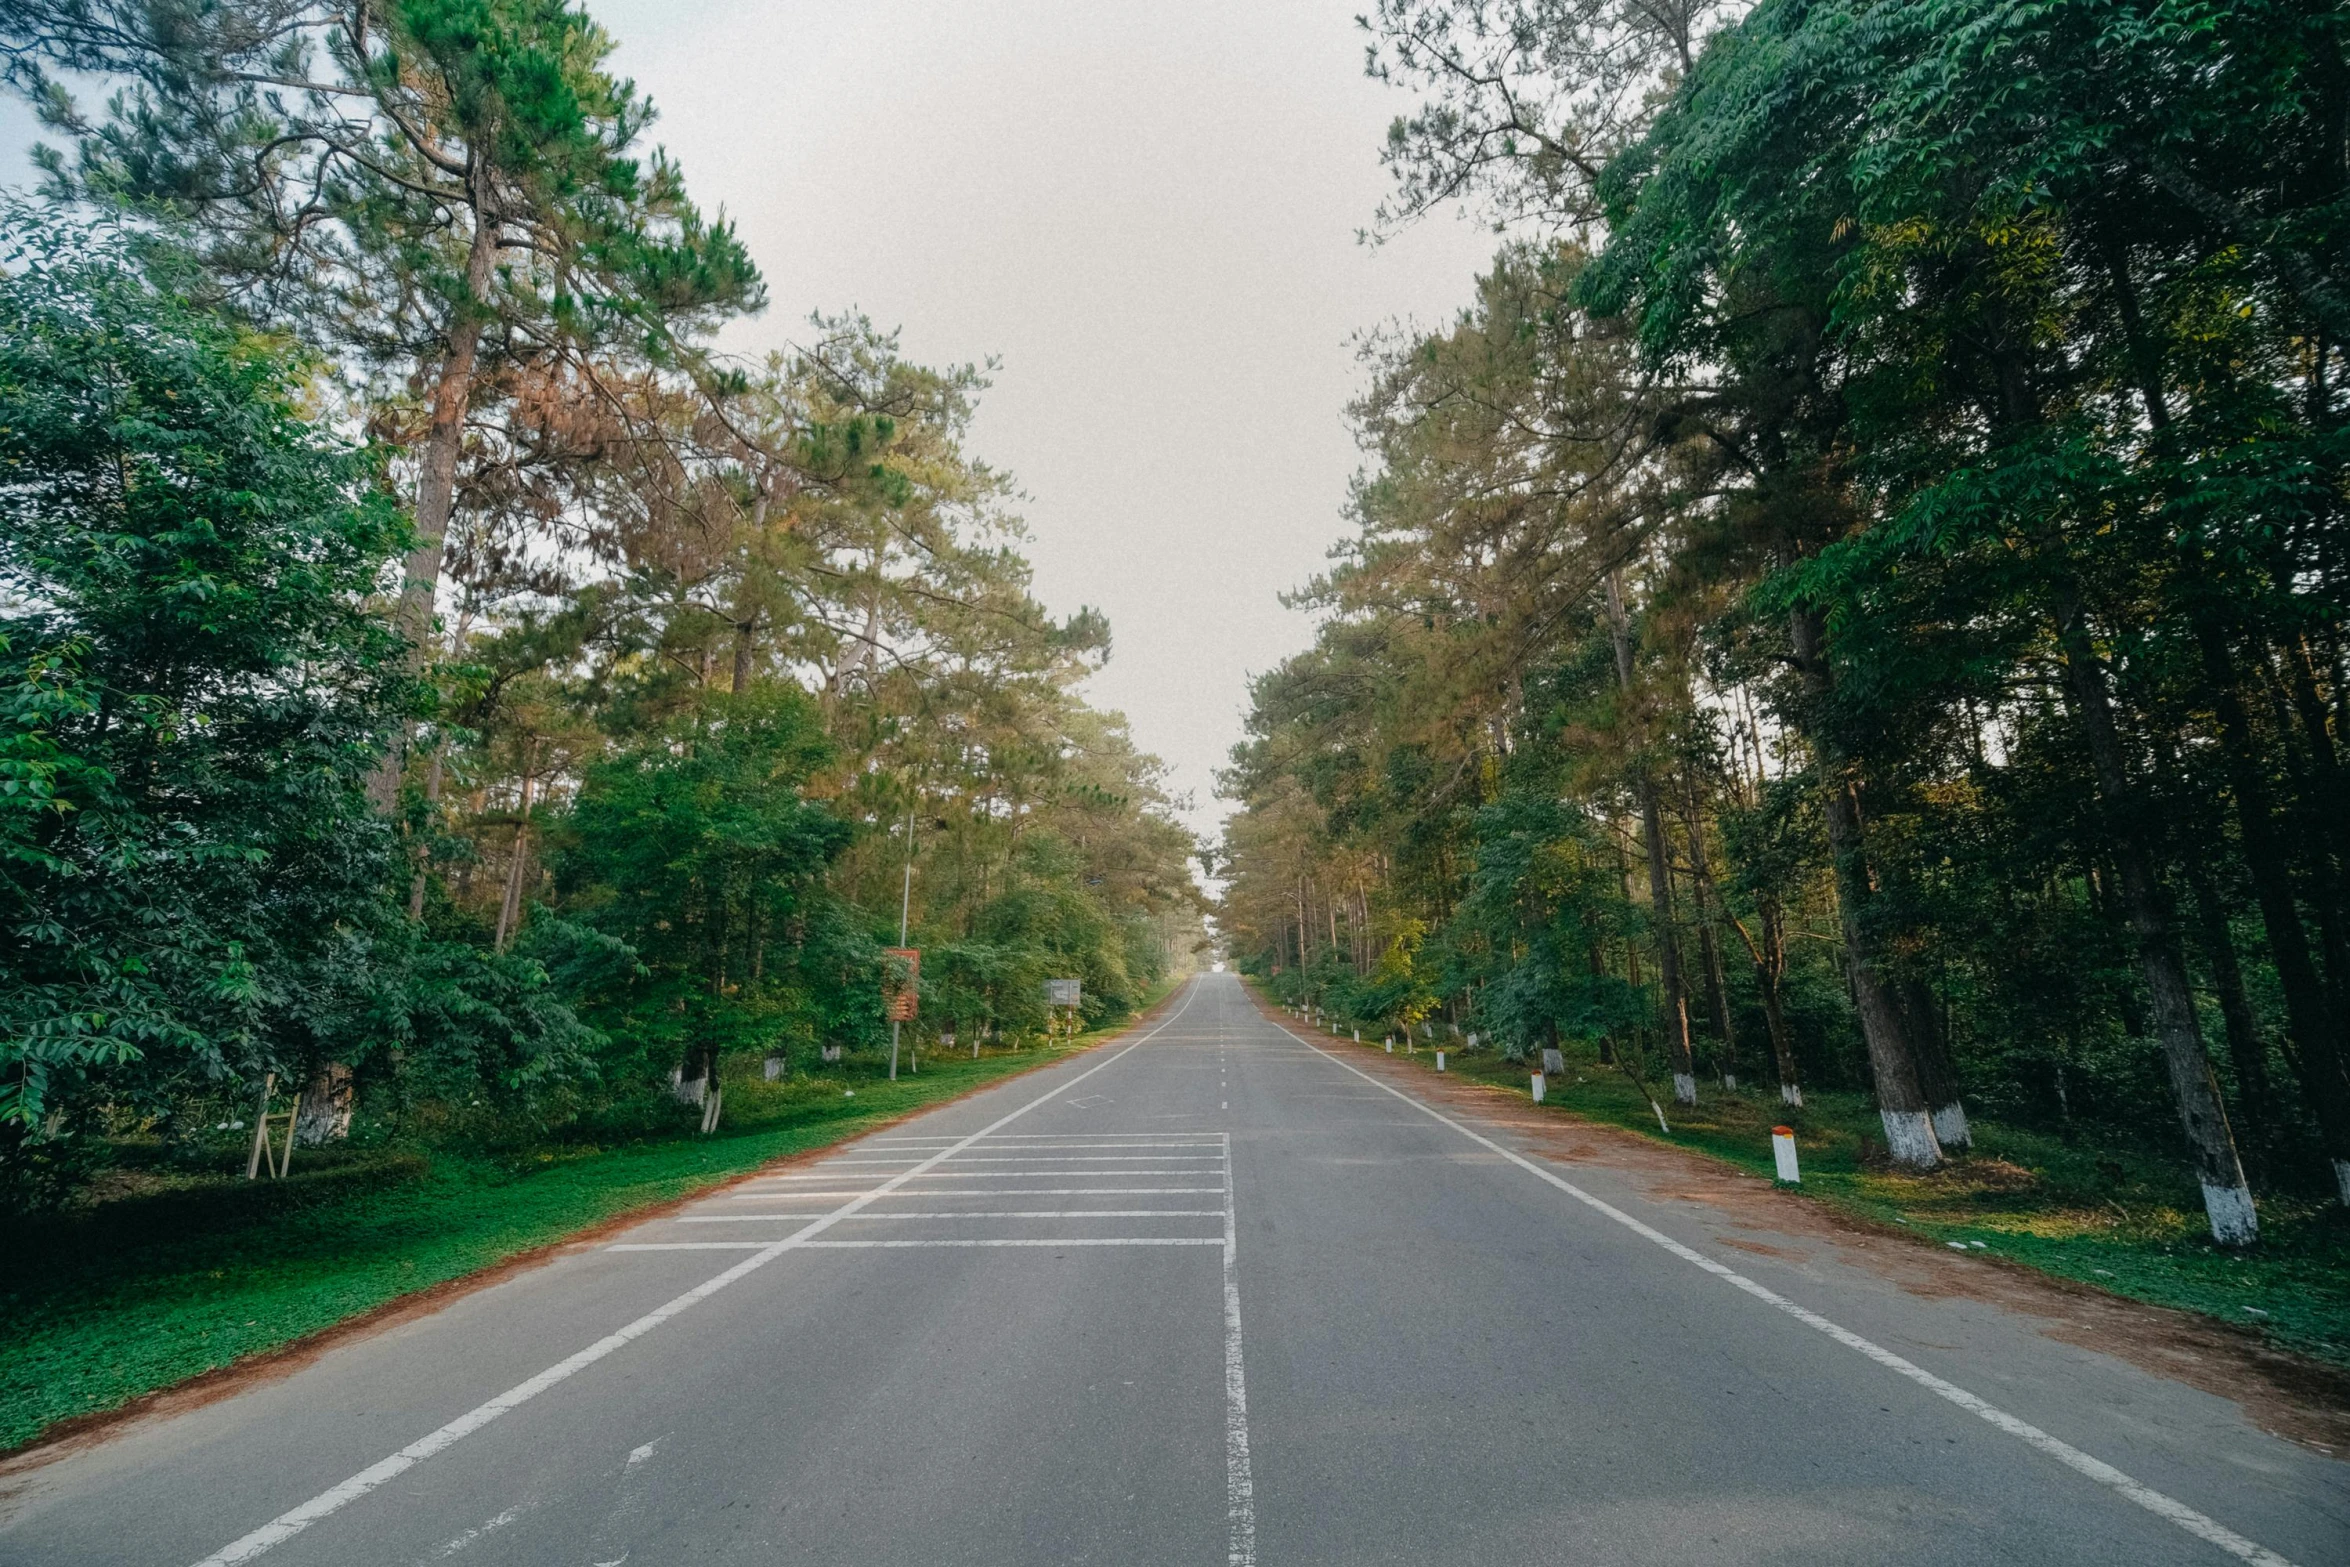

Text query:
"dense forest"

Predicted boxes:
[[0, 0, 1202, 1204], [1220, 0, 2349, 1246]]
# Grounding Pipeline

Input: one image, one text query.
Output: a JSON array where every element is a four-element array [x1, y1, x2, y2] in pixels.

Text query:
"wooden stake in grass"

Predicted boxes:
[[244, 1075, 302, 1180]]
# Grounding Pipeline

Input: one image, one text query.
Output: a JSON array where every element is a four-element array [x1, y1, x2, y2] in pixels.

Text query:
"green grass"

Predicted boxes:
[[0, 996, 1170, 1455], [1273, 1000, 2350, 1368]]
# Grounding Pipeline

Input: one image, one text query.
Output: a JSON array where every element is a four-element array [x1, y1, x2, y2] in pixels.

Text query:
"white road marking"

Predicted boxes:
[[727, 1186, 1229, 1198], [610, 1238, 1224, 1251], [1221, 1119, 1256, 1563], [423, 1504, 526, 1560], [951, 1139, 1225, 1149], [1270, 1018, 2297, 1567], [624, 1441, 661, 1467], [605, 1243, 769, 1251], [750, 1168, 1216, 1180], [929, 1155, 1227, 1164], [863, 1135, 1220, 1145], [182, 982, 1208, 1567], [813, 1237, 1220, 1248], [719, 1191, 887, 1199], [679, 1210, 1225, 1221]]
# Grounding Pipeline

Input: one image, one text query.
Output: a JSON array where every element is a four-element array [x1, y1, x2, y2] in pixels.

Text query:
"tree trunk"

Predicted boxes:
[[370, 200, 499, 810], [1681, 788, 1740, 1088], [731, 609, 759, 694], [1726, 896, 1803, 1107], [295, 1062, 354, 1146], [2186, 863, 2273, 1165], [2058, 612, 2258, 1243], [494, 742, 539, 953], [2195, 620, 2350, 1200], [1790, 607, 1942, 1169], [1899, 977, 1972, 1151], [1607, 572, 1698, 1104], [1757, 902, 1802, 1107], [2262, 645, 2350, 1025], [406, 739, 449, 920]]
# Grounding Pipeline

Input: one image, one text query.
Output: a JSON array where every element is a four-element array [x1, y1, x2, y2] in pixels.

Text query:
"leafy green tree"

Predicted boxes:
[[551, 687, 853, 1100], [0, 214, 407, 1132], [2, 0, 765, 695]]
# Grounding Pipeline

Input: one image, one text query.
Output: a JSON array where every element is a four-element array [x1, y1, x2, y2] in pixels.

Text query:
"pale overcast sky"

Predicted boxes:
[[3, 1, 1499, 847]]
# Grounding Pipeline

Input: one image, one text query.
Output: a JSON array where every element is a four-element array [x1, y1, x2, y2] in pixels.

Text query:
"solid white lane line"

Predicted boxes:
[[727, 1186, 1230, 1198], [748, 1168, 1217, 1180], [862, 1134, 1221, 1145], [609, 1238, 1224, 1251], [742, 1169, 1219, 1180], [796, 1237, 1222, 1249], [184, 980, 1207, 1567], [720, 1191, 885, 1200], [1268, 1018, 2297, 1567], [680, 1210, 1225, 1221], [950, 1139, 1227, 1148], [607, 1243, 770, 1251], [934, 1155, 1226, 1163]]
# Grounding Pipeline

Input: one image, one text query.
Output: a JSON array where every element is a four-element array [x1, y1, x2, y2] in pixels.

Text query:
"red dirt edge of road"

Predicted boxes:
[[1242, 984, 2350, 1458], [0, 982, 1190, 1477]]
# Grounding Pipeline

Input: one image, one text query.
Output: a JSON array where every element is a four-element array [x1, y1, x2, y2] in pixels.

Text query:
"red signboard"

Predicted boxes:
[[882, 947, 920, 1021]]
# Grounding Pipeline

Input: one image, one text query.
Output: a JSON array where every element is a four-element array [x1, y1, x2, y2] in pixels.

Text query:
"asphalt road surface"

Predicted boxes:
[[3, 973, 2343, 1566]]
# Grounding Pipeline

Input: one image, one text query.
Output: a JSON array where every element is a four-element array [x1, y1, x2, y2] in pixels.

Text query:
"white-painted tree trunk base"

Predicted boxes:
[[1879, 1107, 1943, 1170], [1780, 1082, 1804, 1107], [1931, 1101, 1973, 1151], [762, 1056, 784, 1082], [1651, 1100, 1671, 1133], [1672, 1073, 1698, 1106], [673, 1073, 708, 1107], [1541, 1048, 1565, 1075], [2335, 1158, 2350, 1206], [2200, 1182, 2258, 1247], [1721, 1073, 1738, 1091]]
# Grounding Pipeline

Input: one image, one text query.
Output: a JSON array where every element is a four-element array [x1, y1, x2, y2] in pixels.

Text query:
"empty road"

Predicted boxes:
[[1, 973, 2341, 1565]]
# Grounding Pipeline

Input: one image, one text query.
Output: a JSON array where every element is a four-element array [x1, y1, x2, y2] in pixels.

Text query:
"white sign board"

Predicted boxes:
[[1045, 978, 1082, 1007]]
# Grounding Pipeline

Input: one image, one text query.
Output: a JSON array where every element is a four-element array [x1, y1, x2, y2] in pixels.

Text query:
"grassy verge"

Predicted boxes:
[[0, 989, 1175, 1455], [1261, 993, 2350, 1368]]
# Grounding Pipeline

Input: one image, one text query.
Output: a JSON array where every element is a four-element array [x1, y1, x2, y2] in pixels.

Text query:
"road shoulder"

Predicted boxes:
[[1243, 986, 2350, 1459]]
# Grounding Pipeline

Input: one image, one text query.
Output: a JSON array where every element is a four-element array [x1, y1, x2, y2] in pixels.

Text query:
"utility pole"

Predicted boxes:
[[889, 793, 915, 1080]]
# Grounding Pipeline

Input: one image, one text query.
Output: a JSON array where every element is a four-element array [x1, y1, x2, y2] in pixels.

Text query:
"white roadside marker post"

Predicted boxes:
[[1772, 1125, 1801, 1185], [1354, 1030, 1360, 1042], [1385, 1037, 1394, 1053], [1436, 1050, 1446, 1072], [1531, 1072, 1546, 1104]]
